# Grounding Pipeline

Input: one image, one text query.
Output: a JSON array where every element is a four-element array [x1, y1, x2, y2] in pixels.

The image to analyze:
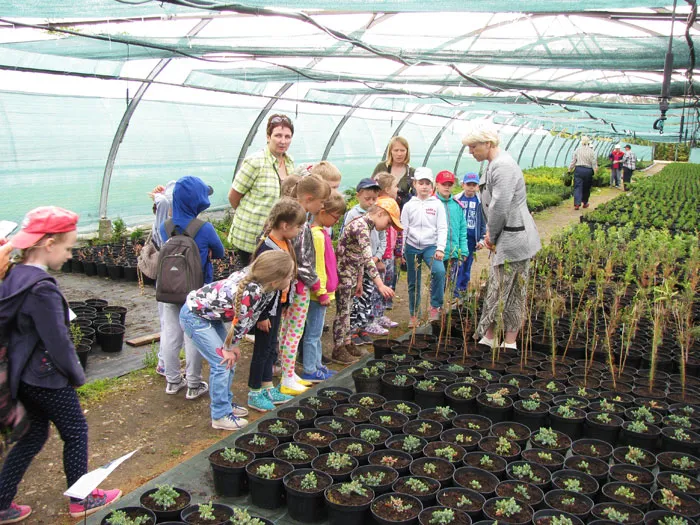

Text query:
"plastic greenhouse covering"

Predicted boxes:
[[0, 1, 693, 227]]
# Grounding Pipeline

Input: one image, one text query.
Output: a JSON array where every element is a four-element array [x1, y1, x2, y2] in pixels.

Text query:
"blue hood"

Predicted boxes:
[[172, 176, 210, 231]]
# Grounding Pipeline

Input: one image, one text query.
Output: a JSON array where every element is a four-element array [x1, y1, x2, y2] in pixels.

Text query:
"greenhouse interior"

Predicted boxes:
[[1, 1, 700, 525]]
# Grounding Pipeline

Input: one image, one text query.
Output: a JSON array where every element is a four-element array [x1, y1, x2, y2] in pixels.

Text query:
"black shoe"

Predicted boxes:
[[322, 354, 331, 365], [323, 325, 329, 333], [359, 330, 373, 344]]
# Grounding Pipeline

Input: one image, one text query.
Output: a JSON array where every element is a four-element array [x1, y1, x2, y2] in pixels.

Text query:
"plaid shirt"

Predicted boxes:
[[622, 150, 637, 170], [228, 147, 294, 253]]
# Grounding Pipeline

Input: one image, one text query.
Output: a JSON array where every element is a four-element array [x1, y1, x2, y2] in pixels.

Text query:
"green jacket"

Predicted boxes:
[[436, 193, 469, 260]]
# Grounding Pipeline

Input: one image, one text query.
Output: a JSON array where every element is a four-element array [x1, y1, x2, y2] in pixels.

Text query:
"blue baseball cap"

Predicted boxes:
[[356, 178, 381, 191], [462, 172, 480, 184]]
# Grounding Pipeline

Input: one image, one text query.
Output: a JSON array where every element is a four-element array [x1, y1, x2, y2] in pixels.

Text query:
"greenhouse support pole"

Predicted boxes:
[[504, 124, 527, 152], [453, 144, 467, 175], [322, 95, 372, 161], [98, 18, 212, 224], [517, 128, 537, 166], [423, 112, 465, 167], [541, 133, 560, 167], [530, 133, 549, 167]]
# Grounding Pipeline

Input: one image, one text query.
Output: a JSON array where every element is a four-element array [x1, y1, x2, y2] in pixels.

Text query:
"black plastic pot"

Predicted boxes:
[[83, 261, 97, 276], [208, 448, 254, 497], [548, 406, 586, 440], [140, 487, 191, 522], [180, 503, 233, 524], [324, 483, 374, 525], [445, 383, 481, 414], [374, 339, 399, 359], [532, 509, 584, 525], [643, 509, 694, 524], [273, 442, 319, 469], [103, 305, 127, 325], [418, 506, 471, 525], [106, 264, 123, 280], [245, 458, 294, 510], [351, 424, 392, 450], [393, 475, 441, 506], [283, 468, 333, 523], [591, 502, 644, 524], [414, 382, 447, 409], [386, 434, 428, 458], [482, 496, 534, 525], [512, 400, 550, 432], [621, 422, 662, 451], [352, 369, 382, 394], [475, 393, 513, 423], [543, 488, 594, 521], [381, 373, 417, 401], [660, 426, 700, 455], [371, 492, 423, 525], [75, 344, 90, 371], [437, 487, 485, 519], [97, 324, 125, 353], [101, 506, 156, 525]]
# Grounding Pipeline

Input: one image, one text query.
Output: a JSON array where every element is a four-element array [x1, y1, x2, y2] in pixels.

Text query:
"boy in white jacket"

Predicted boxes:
[[400, 167, 448, 326]]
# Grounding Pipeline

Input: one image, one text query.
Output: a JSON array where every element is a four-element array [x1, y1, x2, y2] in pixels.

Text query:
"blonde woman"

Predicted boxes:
[[372, 136, 415, 209], [462, 125, 541, 350]]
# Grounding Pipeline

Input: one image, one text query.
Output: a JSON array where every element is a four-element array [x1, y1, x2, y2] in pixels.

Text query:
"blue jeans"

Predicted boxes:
[[179, 306, 235, 420], [303, 300, 326, 374], [455, 253, 475, 294], [405, 244, 445, 315]]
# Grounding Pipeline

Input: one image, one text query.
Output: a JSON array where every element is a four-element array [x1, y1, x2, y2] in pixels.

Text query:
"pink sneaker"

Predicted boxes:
[[69, 488, 122, 518], [378, 316, 399, 328], [0, 503, 31, 524]]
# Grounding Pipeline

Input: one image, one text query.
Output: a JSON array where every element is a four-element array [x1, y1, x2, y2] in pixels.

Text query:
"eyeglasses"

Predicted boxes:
[[270, 115, 291, 125]]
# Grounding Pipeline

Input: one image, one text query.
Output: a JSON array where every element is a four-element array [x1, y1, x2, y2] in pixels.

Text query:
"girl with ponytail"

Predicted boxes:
[[179, 251, 294, 431]]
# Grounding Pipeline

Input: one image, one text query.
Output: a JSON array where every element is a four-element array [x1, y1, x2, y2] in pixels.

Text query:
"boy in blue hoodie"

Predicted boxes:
[[159, 176, 228, 404], [455, 172, 486, 295]]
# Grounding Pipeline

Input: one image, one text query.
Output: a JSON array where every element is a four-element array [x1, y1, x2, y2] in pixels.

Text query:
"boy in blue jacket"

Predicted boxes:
[[159, 176, 228, 404], [455, 172, 486, 295]]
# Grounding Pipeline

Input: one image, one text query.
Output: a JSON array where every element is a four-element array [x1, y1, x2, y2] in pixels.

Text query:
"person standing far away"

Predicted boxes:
[[228, 114, 295, 267], [454, 172, 487, 296], [622, 144, 637, 192], [568, 136, 598, 210], [609, 144, 624, 188]]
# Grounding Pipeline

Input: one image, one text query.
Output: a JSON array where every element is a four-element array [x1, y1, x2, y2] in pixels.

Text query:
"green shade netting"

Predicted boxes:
[[3, 34, 695, 71], [0, 0, 672, 17]]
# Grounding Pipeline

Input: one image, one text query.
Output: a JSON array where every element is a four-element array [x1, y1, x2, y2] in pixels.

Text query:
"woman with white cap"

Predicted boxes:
[[569, 136, 598, 210]]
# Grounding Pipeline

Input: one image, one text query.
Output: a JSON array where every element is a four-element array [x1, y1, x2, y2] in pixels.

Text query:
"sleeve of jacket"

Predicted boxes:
[[400, 204, 410, 253], [311, 228, 329, 298], [294, 226, 320, 291], [457, 204, 469, 257], [486, 160, 517, 243], [374, 230, 387, 260], [26, 282, 86, 387], [372, 162, 388, 177], [204, 223, 225, 260], [478, 201, 487, 241], [227, 282, 267, 347], [231, 155, 260, 195], [436, 202, 448, 252], [361, 228, 380, 281]]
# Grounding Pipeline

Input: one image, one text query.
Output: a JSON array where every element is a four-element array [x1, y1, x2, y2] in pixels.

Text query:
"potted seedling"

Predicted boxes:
[[324, 480, 374, 525], [532, 510, 584, 525], [140, 483, 191, 522], [330, 437, 374, 465], [278, 406, 317, 428], [483, 496, 534, 525], [418, 506, 470, 525], [543, 489, 594, 522], [371, 493, 422, 525], [444, 383, 481, 414], [601, 482, 652, 508], [351, 464, 399, 495], [229, 507, 273, 525], [283, 468, 333, 522], [311, 452, 358, 483], [531, 427, 571, 455], [496, 479, 545, 509], [409, 457, 455, 487], [273, 442, 318, 468], [293, 428, 336, 454], [352, 365, 383, 394], [349, 393, 387, 412], [235, 432, 279, 458], [392, 476, 442, 505], [245, 458, 294, 510], [403, 419, 444, 442], [369, 449, 413, 476], [513, 398, 550, 431], [332, 404, 371, 424], [369, 410, 409, 434], [620, 420, 661, 451], [453, 466, 500, 496], [100, 508, 156, 525], [351, 424, 392, 449], [414, 379, 448, 409], [180, 501, 234, 524], [315, 416, 354, 438], [386, 434, 428, 458], [258, 417, 299, 443], [424, 442, 467, 465], [208, 446, 254, 497], [97, 311, 126, 353], [300, 395, 337, 416], [506, 461, 551, 490], [590, 502, 644, 524]]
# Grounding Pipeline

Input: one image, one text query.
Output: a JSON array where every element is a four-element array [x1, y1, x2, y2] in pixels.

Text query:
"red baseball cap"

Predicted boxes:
[[435, 170, 456, 184], [11, 206, 79, 249]]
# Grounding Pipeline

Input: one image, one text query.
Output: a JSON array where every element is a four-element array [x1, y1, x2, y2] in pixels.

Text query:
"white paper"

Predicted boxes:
[[69, 308, 77, 322], [64, 449, 138, 500], [0, 221, 17, 239]]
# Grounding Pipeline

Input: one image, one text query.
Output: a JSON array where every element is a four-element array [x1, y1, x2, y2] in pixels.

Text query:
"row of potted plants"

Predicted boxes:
[[68, 298, 128, 368]]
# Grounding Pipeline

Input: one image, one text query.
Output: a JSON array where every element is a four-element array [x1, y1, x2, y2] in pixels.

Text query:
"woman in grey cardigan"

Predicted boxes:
[[462, 126, 541, 350]]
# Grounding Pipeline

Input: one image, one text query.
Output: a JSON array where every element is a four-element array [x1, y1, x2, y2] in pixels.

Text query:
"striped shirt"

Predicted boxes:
[[569, 145, 598, 171], [228, 147, 294, 253], [623, 151, 637, 170]]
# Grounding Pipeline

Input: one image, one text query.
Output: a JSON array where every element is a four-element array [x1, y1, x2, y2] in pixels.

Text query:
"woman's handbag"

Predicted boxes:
[[137, 233, 159, 280]]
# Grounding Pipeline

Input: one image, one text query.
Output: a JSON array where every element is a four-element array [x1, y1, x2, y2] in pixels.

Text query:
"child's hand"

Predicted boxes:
[[355, 281, 363, 297], [476, 241, 484, 250], [219, 347, 240, 369], [319, 296, 332, 306], [0, 241, 11, 280], [434, 250, 445, 261], [256, 319, 271, 333], [378, 284, 395, 299]]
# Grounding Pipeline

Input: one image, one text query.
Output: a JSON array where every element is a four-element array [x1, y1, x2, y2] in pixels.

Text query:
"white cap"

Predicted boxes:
[[614, 144, 622, 149], [414, 167, 434, 183]]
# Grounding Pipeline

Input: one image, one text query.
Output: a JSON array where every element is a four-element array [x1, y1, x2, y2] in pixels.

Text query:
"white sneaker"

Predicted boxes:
[[502, 341, 517, 350], [212, 413, 249, 430], [478, 336, 495, 347], [165, 378, 187, 395], [378, 316, 399, 328], [282, 376, 308, 393], [365, 322, 389, 335], [293, 373, 313, 387], [244, 334, 255, 342], [185, 381, 209, 400], [232, 403, 249, 417]]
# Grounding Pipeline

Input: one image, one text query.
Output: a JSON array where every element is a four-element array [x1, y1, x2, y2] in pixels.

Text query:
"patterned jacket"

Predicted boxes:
[[481, 151, 542, 265], [185, 269, 275, 347], [336, 215, 379, 283], [291, 222, 321, 294]]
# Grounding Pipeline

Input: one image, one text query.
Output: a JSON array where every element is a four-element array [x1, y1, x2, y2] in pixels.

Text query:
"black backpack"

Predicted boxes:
[[155, 219, 205, 304]]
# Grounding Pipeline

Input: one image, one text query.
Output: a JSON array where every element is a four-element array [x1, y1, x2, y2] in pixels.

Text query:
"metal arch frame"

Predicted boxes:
[[529, 132, 549, 167], [517, 127, 538, 166], [542, 131, 563, 166], [98, 18, 211, 219], [422, 111, 465, 167], [561, 137, 580, 167], [504, 123, 528, 152], [553, 137, 571, 166], [321, 93, 373, 160]]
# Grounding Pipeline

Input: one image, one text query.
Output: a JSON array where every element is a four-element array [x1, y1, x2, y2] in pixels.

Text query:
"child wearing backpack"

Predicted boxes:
[[0, 207, 121, 523], [301, 191, 346, 382], [400, 167, 448, 327], [179, 251, 295, 430], [247, 199, 306, 412], [277, 176, 331, 395], [158, 176, 224, 401]]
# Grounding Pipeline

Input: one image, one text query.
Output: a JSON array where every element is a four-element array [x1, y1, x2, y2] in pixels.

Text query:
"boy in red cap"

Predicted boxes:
[[0, 207, 121, 523], [434, 170, 468, 295]]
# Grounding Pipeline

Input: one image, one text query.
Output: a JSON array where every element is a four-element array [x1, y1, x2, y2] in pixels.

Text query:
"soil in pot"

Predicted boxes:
[[651, 488, 700, 518], [564, 455, 609, 482], [370, 410, 410, 434], [482, 496, 534, 524], [612, 446, 657, 470], [258, 417, 299, 443], [315, 416, 354, 437], [404, 419, 444, 442], [453, 467, 500, 496], [440, 428, 481, 451], [463, 452, 506, 478], [655, 470, 700, 497], [410, 457, 456, 487], [660, 427, 700, 455], [571, 438, 613, 461], [544, 489, 594, 520], [330, 438, 373, 465], [101, 507, 156, 525], [352, 424, 392, 449], [392, 475, 442, 507], [490, 422, 531, 448], [351, 464, 399, 495], [312, 452, 358, 482], [140, 486, 191, 523], [601, 481, 652, 509], [371, 492, 423, 525], [273, 442, 319, 468], [656, 451, 700, 476], [301, 395, 338, 416], [453, 414, 492, 435], [348, 393, 387, 412], [235, 432, 279, 457], [608, 463, 655, 490], [246, 458, 294, 510], [551, 470, 599, 500], [384, 400, 422, 419], [279, 406, 317, 428], [369, 449, 413, 476], [387, 434, 428, 458], [418, 506, 471, 525], [208, 447, 254, 497], [591, 502, 644, 524], [532, 509, 584, 525], [445, 383, 481, 414], [180, 503, 233, 524], [332, 404, 371, 424], [529, 427, 572, 455], [283, 468, 333, 523], [496, 480, 544, 508], [420, 406, 457, 428], [437, 487, 485, 517], [424, 441, 467, 465], [506, 461, 552, 490], [318, 386, 353, 405], [478, 436, 520, 463], [324, 482, 374, 525], [294, 428, 336, 453]]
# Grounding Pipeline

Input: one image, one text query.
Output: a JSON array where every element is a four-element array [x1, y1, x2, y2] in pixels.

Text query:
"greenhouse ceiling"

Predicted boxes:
[[0, 1, 697, 224]]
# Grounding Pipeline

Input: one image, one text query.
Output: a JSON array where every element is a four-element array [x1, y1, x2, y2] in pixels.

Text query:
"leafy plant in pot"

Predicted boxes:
[[410, 457, 456, 488], [620, 420, 662, 451], [548, 404, 586, 440], [386, 433, 428, 458], [651, 488, 700, 519], [139, 484, 191, 522], [453, 465, 500, 496], [180, 501, 233, 524], [436, 486, 485, 518], [418, 506, 470, 525], [506, 461, 552, 490], [482, 496, 534, 525], [655, 471, 700, 498], [414, 379, 448, 409], [352, 365, 383, 394], [351, 424, 392, 450], [445, 383, 481, 414], [532, 509, 584, 525], [273, 442, 318, 469], [100, 507, 156, 525], [513, 398, 550, 432], [235, 432, 279, 458], [245, 458, 294, 510], [590, 501, 644, 524], [600, 481, 652, 508], [324, 480, 375, 525], [208, 446, 254, 497], [369, 410, 409, 434], [330, 437, 374, 466], [97, 312, 126, 353], [258, 417, 299, 443], [350, 464, 399, 495], [475, 390, 513, 423], [392, 475, 442, 505], [279, 406, 317, 428], [496, 479, 545, 509], [283, 468, 333, 522], [311, 452, 358, 483], [371, 493, 423, 525]]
